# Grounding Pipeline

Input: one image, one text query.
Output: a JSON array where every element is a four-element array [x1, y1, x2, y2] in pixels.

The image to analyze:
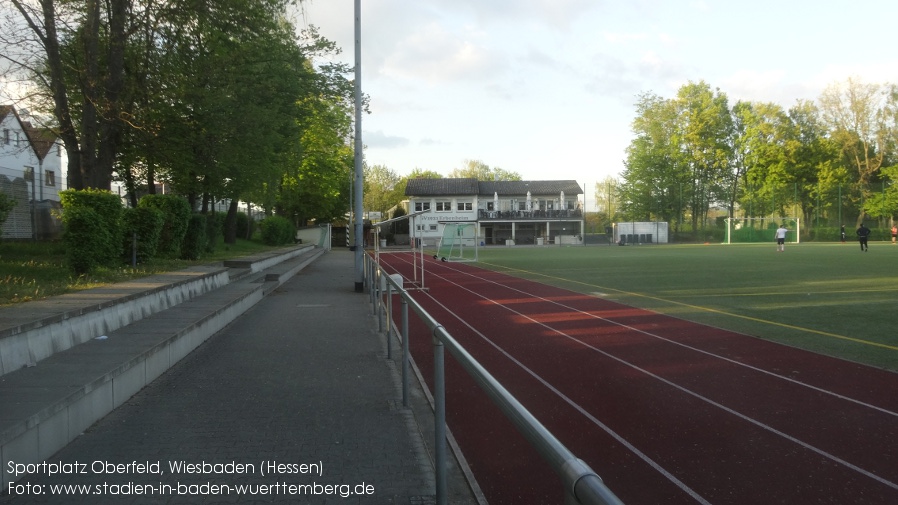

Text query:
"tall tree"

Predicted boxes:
[[674, 81, 734, 231], [449, 159, 521, 181], [818, 77, 892, 225], [364, 164, 402, 217], [9, 0, 129, 190]]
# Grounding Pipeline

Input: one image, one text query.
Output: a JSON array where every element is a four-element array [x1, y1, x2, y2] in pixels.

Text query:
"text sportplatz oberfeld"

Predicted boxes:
[[7, 460, 323, 477]]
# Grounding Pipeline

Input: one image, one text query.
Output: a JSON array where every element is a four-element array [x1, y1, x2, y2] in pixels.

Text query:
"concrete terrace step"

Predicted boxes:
[[0, 245, 314, 378], [0, 246, 326, 489]]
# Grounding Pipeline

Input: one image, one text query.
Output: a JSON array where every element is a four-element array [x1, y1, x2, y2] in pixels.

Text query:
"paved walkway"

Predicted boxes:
[[1, 250, 477, 504]]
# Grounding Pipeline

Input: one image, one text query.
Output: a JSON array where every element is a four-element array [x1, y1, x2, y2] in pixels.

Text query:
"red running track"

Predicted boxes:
[[376, 252, 898, 505]]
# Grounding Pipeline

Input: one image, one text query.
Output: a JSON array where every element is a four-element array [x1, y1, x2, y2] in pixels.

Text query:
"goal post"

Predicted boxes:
[[725, 217, 800, 244], [432, 222, 478, 262]]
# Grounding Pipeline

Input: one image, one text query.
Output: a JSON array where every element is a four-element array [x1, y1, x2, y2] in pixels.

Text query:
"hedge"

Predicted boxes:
[[59, 189, 123, 272], [260, 215, 295, 245], [121, 206, 165, 263], [138, 194, 191, 257]]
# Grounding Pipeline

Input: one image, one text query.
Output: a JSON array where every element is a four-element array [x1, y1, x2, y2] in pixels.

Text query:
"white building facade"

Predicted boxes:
[[0, 105, 68, 239], [405, 178, 585, 246]]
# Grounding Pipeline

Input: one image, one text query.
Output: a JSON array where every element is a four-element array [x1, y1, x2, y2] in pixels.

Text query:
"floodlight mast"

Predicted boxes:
[[352, 0, 364, 292]]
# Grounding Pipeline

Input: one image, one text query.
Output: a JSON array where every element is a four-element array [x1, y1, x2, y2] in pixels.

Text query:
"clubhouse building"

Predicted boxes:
[[404, 178, 585, 246]]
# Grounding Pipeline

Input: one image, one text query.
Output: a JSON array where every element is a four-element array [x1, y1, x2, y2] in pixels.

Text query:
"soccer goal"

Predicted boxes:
[[725, 217, 800, 244], [432, 222, 478, 262]]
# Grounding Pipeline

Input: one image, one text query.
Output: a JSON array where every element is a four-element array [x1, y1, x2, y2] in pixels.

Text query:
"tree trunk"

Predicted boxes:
[[224, 200, 239, 244]]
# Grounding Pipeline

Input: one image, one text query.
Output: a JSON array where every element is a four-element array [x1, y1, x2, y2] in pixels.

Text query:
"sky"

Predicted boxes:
[[298, 0, 898, 210]]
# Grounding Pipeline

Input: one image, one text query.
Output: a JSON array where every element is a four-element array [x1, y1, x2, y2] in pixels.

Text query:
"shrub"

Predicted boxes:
[[121, 206, 165, 263], [260, 215, 295, 245], [205, 212, 224, 253], [235, 212, 255, 240], [181, 214, 208, 260], [138, 194, 191, 257], [63, 207, 114, 274], [59, 189, 123, 271], [0, 193, 15, 239]]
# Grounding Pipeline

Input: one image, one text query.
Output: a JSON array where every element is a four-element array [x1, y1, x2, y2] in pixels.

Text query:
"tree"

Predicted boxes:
[[620, 92, 684, 228], [449, 159, 521, 181], [674, 81, 734, 232], [8, 0, 129, 190], [818, 77, 893, 225], [364, 164, 402, 217]]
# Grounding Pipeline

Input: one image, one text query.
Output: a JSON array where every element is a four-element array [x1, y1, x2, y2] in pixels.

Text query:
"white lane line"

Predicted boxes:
[[437, 261, 898, 419], [402, 257, 898, 493]]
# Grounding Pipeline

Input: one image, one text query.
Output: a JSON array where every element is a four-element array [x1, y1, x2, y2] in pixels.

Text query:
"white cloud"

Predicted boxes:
[[364, 130, 409, 149]]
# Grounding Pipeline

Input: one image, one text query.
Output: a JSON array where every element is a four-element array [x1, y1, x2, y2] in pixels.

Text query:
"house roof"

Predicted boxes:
[[1, 104, 58, 160], [405, 178, 582, 197], [405, 178, 479, 196]]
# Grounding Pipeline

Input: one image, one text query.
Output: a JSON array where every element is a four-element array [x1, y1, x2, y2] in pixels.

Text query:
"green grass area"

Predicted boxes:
[[474, 241, 898, 372], [0, 239, 282, 306]]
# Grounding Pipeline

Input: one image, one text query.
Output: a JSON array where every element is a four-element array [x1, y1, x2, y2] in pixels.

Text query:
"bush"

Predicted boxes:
[[205, 212, 224, 253], [235, 212, 255, 240], [138, 194, 191, 257], [0, 193, 15, 239], [181, 214, 208, 260], [121, 206, 165, 263], [260, 215, 295, 245], [63, 207, 114, 274], [59, 189, 123, 271]]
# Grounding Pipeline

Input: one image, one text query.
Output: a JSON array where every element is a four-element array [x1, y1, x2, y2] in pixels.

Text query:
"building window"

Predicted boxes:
[[2, 129, 9, 145], [457, 201, 472, 211], [414, 201, 430, 212], [24, 166, 34, 182], [429, 224, 438, 231], [45, 171, 56, 187], [436, 201, 451, 212]]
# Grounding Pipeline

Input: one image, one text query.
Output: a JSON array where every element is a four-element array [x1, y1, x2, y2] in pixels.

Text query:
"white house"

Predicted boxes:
[[0, 105, 67, 239], [405, 178, 585, 246]]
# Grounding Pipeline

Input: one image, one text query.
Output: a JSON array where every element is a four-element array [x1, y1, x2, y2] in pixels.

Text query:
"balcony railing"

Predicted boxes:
[[478, 209, 583, 220]]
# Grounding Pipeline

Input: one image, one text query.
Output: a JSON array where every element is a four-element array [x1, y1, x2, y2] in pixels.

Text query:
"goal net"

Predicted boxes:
[[725, 217, 800, 244], [432, 222, 478, 262]]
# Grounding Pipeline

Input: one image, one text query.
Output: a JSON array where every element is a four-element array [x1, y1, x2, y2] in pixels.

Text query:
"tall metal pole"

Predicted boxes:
[[353, 0, 364, 292]]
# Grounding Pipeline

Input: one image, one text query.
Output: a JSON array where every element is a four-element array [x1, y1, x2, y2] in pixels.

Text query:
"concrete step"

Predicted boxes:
[[0, 246, 327, 490], [0, 245, 312, 377]]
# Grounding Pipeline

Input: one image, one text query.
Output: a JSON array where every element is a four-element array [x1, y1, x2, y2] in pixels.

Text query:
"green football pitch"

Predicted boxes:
[[474, 242, 898, 372]]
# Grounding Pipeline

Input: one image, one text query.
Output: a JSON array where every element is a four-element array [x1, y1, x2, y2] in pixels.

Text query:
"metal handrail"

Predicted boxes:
[[366, 255, 624, 505]]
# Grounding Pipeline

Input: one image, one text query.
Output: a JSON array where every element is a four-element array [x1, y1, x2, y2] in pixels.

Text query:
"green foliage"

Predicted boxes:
[[62, 207, 114, 274], [448, 159, 522, 181], [235, 212, 255, 239], [59, 189, 124, 272], [260, 215, 295, 245], [181, 214, 208, 260], [0, 193, 15, 238], [139, 194, 191, 257], [204, 212, 224, 253], [121, 206, 165, 263]]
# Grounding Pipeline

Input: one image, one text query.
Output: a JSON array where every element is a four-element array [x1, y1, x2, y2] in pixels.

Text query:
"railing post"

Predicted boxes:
[[385, 282, 392, 359], [401, 297, 410, 407], [433, 327, 447, 505], [377, 272, 384, 333]]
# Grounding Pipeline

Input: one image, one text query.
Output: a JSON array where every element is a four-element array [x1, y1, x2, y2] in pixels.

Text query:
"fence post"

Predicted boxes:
[[401, 298, 410, 408], [385, 282, 392, 359], [433, 327, 447, 505]]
